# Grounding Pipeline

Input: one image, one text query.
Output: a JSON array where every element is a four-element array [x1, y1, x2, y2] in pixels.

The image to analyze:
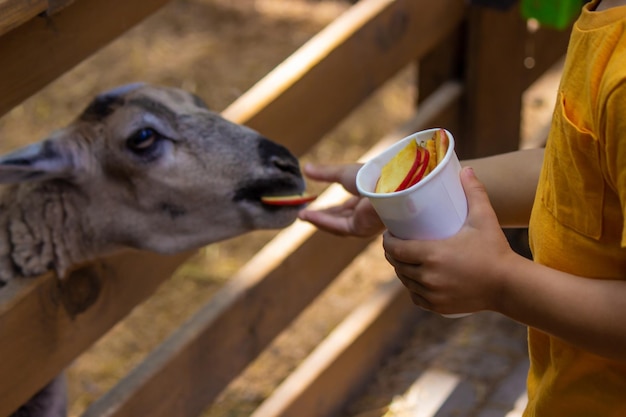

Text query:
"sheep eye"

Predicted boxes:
[[127, 128, 159, 152]]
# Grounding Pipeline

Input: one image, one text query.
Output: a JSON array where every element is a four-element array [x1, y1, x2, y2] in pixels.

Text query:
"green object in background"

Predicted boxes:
[[521, 0, 586, 29]]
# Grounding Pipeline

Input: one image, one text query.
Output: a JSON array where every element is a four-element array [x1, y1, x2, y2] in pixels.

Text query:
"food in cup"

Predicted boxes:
[[356, 127, 466, 239], [374, 129, 449, 193]]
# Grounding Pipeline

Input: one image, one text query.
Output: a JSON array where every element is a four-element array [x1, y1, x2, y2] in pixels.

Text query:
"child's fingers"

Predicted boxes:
[[382, 232, 429, 264], [303, 163, 345, 182], [303, 163, 362, 194], [297, 209, 353, 236]]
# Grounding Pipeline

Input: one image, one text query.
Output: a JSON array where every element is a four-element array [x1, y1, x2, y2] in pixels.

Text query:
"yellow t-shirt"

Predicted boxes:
[[527, 1, 626, 415]]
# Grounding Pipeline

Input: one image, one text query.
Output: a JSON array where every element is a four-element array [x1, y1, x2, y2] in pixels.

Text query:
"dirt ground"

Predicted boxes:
[[0, 1, 561, 416]]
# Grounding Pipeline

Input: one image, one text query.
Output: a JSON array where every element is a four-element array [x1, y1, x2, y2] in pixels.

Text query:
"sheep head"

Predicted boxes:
[[0, 84, 307, 268]]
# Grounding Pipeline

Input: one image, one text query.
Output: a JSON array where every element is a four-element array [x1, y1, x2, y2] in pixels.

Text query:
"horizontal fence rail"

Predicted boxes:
[[0, 0, 171, 119]]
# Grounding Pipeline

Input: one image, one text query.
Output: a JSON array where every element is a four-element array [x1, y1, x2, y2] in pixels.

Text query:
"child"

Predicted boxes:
[[298, 1, 626, 415]]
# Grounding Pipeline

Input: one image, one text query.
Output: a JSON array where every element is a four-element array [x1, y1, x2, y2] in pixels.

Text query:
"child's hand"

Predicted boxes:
[[383, 167, 517, 315], [298, 163, 385, 237]]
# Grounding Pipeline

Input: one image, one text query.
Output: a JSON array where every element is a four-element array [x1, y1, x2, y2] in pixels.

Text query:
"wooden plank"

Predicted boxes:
[[0, 0, 171, 119], [460, 4, 528, 159], [81, 80, 463, 417], [0, 0, 47, 37], [417, 25, 464, 105], [251, 278, 421, 417], [0, 250, 192, 417], [222, 0, 466, 156], [416, 27, 465, 137], [412, 81, 464, 139], [45, 0, 77, 15]]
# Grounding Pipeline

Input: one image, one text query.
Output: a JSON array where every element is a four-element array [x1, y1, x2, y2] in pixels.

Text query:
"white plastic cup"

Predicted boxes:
[[356, 128, 467, 240], [356, 128, 470, 318]]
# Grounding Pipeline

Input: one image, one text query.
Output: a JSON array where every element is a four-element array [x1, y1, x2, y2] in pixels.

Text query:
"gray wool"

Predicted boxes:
[[0, 182, 94, 283]]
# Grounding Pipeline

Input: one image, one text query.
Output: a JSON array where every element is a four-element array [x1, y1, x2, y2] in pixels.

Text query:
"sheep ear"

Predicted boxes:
[[0, 139, 75, 184]]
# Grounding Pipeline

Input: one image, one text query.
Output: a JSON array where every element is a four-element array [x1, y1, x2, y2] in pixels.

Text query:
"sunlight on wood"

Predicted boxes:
[[384, 369, 460, 417]]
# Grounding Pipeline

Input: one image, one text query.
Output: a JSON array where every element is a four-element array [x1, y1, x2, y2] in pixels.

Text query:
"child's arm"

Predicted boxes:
[[383, 166, 626, 361], [462, 147, 543, 227]]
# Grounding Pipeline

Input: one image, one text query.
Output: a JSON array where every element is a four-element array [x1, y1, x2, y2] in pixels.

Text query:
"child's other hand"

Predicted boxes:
[[298, 163, 385, 237], [383, 167, 516, 315]]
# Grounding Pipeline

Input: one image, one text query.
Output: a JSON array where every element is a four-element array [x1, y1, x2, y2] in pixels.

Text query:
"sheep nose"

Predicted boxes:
[[258, 137, 302, 177], [270, 154, 301, 176]]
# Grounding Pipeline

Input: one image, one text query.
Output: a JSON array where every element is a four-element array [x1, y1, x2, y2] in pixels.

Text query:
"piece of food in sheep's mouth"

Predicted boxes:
[[261, 193, 317, 206]]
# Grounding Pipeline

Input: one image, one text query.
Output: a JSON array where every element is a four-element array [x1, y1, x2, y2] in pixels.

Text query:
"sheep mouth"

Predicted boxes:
[[234, 179, 315, 208]]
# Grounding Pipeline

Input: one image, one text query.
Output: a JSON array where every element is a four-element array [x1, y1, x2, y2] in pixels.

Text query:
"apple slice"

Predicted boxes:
[[395, 146, 424, 191], [435, 128, 449, 165], [375, 140, 421, 193], [422, 129, 449, 173], [261, 193, 317, 206], [405, 148, 430, 189], [425, 136, 437, 173], [374, 129, 451, 194]]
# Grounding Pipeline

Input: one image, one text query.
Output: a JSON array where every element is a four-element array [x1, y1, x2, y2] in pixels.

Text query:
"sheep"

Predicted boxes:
[[2, 83, 310, 416]]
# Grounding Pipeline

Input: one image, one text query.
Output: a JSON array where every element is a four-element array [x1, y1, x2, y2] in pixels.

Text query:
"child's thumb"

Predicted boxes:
[[460, 166, 494, 224]]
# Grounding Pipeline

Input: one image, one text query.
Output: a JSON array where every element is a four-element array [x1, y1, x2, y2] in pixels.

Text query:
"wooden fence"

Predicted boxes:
[[0, 0, 570, 416]]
